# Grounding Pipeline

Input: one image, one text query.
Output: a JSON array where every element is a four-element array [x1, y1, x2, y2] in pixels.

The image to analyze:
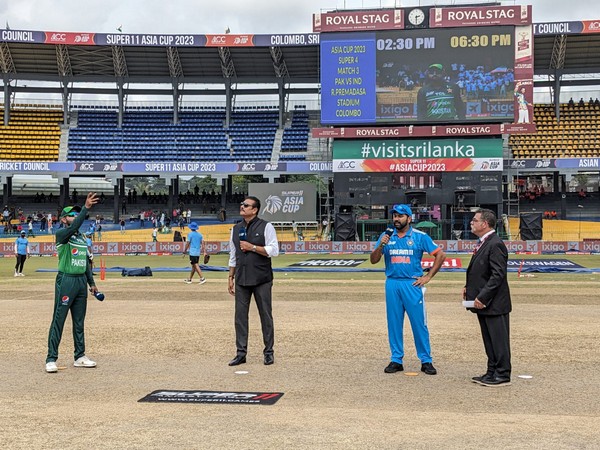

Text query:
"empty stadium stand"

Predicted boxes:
[[0, 107, 63, 161], [67, 107, 285, 162], [280, 105, 309, 161], [509, 100, 600, 159]]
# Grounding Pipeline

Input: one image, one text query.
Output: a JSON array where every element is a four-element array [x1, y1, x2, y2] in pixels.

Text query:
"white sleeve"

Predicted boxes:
[[228, 227, 237, 268], [263, 223, 279, 258]]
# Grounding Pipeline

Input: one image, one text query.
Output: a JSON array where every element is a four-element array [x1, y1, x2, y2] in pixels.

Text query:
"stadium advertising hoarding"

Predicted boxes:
[[312, 122, 536, 138], [0, 29, 320, 47], [4, 240, 600, 257], [320, 25, 525, 125], [0, 161, 333, 175], [249, 182, 317, 222], [332, 138, 503, 172]]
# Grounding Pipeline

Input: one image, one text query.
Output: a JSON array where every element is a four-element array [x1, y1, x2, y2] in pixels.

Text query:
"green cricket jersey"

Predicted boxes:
[[56, 206, 94, 282]]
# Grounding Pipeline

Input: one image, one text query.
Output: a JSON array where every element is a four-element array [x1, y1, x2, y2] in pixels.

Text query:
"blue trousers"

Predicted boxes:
[[385, 278, 432, 364]]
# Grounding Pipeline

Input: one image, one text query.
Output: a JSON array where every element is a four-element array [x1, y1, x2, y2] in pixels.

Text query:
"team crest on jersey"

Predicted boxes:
[[71, 248, 79, 256], [61, 295, 69, 305], [407, 239, 414, 246]]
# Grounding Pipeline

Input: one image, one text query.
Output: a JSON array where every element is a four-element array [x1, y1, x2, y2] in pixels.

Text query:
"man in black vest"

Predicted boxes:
[[228, 196, 280, 366]]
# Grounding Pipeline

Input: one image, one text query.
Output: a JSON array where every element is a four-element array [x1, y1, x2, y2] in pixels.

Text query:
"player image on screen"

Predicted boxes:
[[373, 26, 516, 124], [416, 63, 465, 121]]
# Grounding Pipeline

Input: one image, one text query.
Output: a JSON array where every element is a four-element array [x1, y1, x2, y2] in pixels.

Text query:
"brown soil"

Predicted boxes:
[[1, 277, 599, 449]]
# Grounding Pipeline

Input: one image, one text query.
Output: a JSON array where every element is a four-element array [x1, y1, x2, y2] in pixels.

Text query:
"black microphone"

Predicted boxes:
[[381, 226, 394, 246], [239, 226, 247, 241]]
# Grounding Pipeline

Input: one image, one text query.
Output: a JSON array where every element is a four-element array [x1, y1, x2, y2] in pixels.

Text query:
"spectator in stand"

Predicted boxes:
[[39, 213, 46, 232], [544, 211, 551, 220], [27, 219, 35, 238], [551, 210, 557, 219], [579, 189, 586, 200]]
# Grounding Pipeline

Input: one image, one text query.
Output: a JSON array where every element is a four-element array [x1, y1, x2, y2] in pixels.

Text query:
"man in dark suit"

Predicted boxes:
[[463, 209, 512, 387]]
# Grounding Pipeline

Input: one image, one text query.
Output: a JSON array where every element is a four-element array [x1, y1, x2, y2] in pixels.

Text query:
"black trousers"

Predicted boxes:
[[234, 281, 274, 357], [15, 254, 27, 273], [477, 313, 511, 379]]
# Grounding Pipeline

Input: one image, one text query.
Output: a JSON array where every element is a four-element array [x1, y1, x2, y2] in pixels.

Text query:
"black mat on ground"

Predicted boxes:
[[138, 389, 284, 405]]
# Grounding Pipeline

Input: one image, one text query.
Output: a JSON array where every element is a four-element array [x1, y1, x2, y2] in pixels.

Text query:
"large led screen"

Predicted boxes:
[[321, 26, 516, 125]]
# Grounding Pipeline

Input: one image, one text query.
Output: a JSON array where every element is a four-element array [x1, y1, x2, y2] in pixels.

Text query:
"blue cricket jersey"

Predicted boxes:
[[376, 226, 440, 279]]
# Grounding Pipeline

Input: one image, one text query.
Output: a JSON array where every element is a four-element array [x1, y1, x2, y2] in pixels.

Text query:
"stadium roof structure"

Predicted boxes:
[[1, 20, 600, 99]]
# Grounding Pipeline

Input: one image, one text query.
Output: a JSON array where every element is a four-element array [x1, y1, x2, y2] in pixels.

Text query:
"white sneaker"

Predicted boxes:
[[199, 277, 207, 285], [19, 273, 25, 277], [46, 361, 58, 373], [14, 272, 18, 277], [74, 355, 96, 368], [184, 279, 192, 284]]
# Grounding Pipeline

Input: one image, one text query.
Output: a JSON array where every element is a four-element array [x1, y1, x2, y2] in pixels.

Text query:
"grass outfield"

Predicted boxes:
[[3, 252, 600, 282], [1, 253, 600, 448]]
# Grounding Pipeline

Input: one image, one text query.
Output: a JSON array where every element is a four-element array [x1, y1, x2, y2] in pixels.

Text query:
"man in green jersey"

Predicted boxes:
[[416, 63, 465, 122], [45, 192, 100, 373]]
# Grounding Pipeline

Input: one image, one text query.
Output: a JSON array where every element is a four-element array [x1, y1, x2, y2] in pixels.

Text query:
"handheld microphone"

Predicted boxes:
[[381, 226, 394, 247], [239, 227, 247, 241]]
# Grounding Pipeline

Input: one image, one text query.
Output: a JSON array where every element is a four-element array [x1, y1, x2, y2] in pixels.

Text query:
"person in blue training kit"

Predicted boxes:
[[370, 204, 446, 375], [183, 221, 206, 284], [14, 230, 29, 276]]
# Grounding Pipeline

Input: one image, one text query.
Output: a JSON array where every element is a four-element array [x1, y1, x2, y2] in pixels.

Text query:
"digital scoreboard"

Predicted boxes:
[[321, 26, 517, 125]]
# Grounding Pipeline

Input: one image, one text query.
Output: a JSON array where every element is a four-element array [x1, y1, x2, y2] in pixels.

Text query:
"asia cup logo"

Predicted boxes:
[[61, 295, 69, 305], [264, 195, 283, 215]]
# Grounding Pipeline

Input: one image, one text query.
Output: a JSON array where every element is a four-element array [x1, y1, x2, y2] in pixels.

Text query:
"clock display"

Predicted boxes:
[[408, 9, 425, 26]]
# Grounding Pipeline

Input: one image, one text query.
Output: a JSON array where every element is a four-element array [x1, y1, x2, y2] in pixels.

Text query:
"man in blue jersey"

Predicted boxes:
[[14, 230, 29, 277], [183, 221, 206, 285], [370, 204, 446, 375]]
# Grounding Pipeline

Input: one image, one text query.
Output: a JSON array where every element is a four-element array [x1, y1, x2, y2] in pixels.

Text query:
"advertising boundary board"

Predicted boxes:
[[2, 240, 600, 256]]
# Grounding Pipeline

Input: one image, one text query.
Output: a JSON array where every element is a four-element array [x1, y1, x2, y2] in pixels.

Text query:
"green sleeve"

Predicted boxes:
[[55, 206, 88, 245], [86, 257, 96, 287]]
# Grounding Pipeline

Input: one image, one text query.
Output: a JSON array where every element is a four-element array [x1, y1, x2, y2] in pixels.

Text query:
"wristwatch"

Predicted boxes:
[[252, 245, 257, 252]]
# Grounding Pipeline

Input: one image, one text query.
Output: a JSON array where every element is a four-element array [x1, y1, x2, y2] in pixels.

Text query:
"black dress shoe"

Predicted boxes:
[[384, 362, 404, 373], [471, 373, 493, 384], [228, 355, 246, 366], [264, 354, 274, 365], [479, 375, 511, 387], [421, 362, 437, 375]]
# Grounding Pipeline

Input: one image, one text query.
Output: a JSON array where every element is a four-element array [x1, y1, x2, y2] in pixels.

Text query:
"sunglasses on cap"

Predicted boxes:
[[240, 202, 256, 208]]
